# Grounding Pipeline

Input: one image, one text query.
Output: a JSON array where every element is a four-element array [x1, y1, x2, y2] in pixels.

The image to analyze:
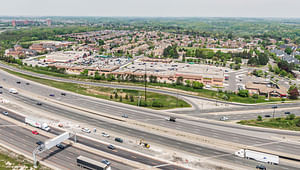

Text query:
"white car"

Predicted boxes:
[[220, 116, 229, 121], [2, 111, 8, 116], [9, 88, 18, 94], [81, 128, 91, 133], [102, 132, 110, 137]]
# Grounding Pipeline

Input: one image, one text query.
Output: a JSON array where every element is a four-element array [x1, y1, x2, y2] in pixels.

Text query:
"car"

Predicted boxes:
[[102, 132, 110, 137], [81, 128, 91, 133], [49, 94, 55, 97], [284, 112, 291, 115], [115, 137, 123, 143], [61, 92, 66, 96], [264, 114, 271, 117], [56, 143, 64, 149], [16, 81, 21, 84], [0, 85, 2, 88], [32, 130, 39, 135], [25, 83, 30, 85], [2, 111, 8, 115], [36, 102, 42, 106], [36, 141, 43, 145], [220, 116, 229, 121], [0, 91, 2, 94], [122, 114, 128, 118], [101, 159, 111, 165], [107, 144, 115, 150], [256, 164, 266, 170]]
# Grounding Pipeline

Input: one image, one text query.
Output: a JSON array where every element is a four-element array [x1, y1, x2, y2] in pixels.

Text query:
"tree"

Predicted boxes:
[[130, 95, 134, 102], [192, 81, 204, 89], [176, 76, 183, 85], [98, 39, 105, 46], [285, 47, 292, 55], [185, 80, 191, 87], [80, 69, 89, 77], [238, 90, 249, 97], [119, 96, 123, 102], [114, 93, 118, 99], [288, 86, 299, 99]]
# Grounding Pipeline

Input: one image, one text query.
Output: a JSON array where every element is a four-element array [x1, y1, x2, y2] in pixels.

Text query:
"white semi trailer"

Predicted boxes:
[[235, 149, 279, 164], [25, 117, 51, 131]]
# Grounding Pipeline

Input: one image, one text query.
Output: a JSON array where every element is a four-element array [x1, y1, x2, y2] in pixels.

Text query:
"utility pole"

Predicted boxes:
[[272, 105, 278, 118], [144, 63, 147, 103]]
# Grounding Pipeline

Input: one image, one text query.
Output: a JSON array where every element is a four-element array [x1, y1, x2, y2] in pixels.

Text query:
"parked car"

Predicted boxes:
[[101, 159, 111, 165], [2, 111, 8, 115], [81, 128, 91, 133], [56, 143, 65, 149], [36, 141, 43, 145], [264, 115, 271, 117], [107, 144, 115, 150], [0, 85, 2, 88], [102, 132, 110, 138], [49, 94, 55, 97], [284, 112, 291, 115], [16, 81, 21, 84], [32, 130, 39, 135], [25, 83, 30, 85], [115, 137, 123, 143], [220, 116, 229, 121], [0, 91, 2, 94], [256, 164, 266, 170]]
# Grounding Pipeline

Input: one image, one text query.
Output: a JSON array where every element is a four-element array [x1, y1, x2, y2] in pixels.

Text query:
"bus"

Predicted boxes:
[[76, 156, 110, 170]]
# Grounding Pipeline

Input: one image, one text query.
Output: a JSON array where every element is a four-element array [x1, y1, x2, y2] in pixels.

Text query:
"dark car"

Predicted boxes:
[[0, 91, 2, 94], [25, 83, 30, 85], [0, 85, 2, 88], [16, 81, 21, 84], [101, 159, 111, 165], [108, 144, 115, 150], [122, 114, 128, 118], [264, 115, 271, 117], [49, 94, 55, 97], [56, 143, 64, 149], [256, 164, 266, 170], [115, 137, 123, 143], [36, 102, 42, 106], [36, 141, 43, 145], [284, 112, 291, 115], [61, 92, 66, 96]]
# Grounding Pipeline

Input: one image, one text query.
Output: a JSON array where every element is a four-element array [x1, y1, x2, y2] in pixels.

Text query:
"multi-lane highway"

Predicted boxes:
[[0, 70, 299, 169], [0, 117, 134, 170]]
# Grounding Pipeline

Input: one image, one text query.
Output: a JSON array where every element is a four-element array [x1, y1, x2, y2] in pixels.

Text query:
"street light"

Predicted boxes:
[[272, 105, 278, 118]]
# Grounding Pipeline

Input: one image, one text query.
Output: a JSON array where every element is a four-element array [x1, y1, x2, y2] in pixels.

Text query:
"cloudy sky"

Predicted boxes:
[[1, 0, 299, 18]]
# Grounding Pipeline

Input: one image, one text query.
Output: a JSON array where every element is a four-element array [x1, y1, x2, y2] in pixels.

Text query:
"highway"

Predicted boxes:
[[1, 69, 300, 157], [0, 107, 188, 170], [0, 90, 298, 169], [0, 117, 134, 170], [1, 67, 300, 169]]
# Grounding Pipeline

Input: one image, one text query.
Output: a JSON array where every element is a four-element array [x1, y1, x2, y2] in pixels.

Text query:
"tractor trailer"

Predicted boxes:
[[235, 149, 279, 164], [25, 117, 51, 131]]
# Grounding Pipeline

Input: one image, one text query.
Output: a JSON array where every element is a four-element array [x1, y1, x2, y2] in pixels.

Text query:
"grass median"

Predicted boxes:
[[4, 69, 191, 110], [238, 114, 300, 131]]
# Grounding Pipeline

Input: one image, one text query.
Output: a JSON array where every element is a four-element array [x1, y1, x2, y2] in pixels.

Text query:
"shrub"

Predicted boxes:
[[286, 114, 296, 120], [130, 95, 134, 102], [257, 115, 262, 121], [238, 90, 249, 97]]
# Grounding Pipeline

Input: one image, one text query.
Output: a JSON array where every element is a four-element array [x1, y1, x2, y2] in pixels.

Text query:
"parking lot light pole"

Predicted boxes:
[[272, 105, 278, 118]]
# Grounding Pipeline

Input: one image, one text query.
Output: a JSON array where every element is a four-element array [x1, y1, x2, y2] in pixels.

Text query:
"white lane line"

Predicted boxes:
[[153, 164, 170, 168]]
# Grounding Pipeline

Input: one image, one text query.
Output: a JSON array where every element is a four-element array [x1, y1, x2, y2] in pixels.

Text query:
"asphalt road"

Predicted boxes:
[[1, 70, 300, 158], [0, 117, 133, 170], [0, 93, 298, 169], [0, 107, 187, 170]]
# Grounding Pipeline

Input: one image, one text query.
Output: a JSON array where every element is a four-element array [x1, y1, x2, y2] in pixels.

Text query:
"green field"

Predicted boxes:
[[238, 115, 300, 131], [5, 69, 190, 110]]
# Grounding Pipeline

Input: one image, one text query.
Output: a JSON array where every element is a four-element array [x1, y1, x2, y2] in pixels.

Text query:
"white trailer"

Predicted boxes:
[[25, 117, 51, 131], [235, 149, 279, 164]]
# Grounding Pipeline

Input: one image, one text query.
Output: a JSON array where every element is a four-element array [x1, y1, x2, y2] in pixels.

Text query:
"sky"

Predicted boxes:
[[1, 0, 299, 18]]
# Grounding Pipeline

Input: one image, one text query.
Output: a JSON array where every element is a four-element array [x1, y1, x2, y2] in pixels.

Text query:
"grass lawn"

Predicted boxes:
[[238, 115, 300, 131], [5, 69, 190, 110]]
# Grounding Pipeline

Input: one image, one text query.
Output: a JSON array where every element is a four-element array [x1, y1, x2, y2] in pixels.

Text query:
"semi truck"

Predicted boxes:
[[235, 149, 279, 164], [25, 117, 51, 131], [77, 156, 111, 170]]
